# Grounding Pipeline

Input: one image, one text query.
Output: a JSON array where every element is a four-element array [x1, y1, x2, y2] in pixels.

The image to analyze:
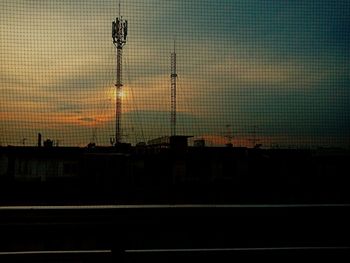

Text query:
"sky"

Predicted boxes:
[[0, 0, 349, 148]]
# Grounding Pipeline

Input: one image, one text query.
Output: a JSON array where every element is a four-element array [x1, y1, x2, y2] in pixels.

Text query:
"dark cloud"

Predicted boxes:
[[78, 117, 95, 122]]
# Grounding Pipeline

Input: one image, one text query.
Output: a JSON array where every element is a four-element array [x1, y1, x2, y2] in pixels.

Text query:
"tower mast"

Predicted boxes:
[[171, 41, 177, 136], [112, 1, 128, 145]]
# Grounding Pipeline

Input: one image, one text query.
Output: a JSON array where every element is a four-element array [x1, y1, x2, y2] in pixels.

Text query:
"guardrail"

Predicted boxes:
[[1, 204, 350, 261]]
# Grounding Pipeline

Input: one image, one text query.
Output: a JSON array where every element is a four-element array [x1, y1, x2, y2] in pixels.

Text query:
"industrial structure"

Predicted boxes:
[[112, 2, 128, 145], [170, 42, 178, 136]]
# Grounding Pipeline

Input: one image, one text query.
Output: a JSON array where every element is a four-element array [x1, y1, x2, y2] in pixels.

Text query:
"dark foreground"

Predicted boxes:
[[0, 146, 349, 204], [0, 146, 349, 261], [0, 204, 350, 262]]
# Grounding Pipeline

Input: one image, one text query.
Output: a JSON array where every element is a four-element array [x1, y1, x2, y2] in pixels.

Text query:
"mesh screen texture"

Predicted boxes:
[[1, 0, 349, 148]]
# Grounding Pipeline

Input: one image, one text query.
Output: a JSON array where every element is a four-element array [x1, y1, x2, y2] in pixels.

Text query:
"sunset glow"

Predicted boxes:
[[1, 0, 349, 147]]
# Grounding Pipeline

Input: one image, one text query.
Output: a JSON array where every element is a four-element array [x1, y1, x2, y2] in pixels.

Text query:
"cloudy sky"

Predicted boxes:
[[0, 0, 349, 147]]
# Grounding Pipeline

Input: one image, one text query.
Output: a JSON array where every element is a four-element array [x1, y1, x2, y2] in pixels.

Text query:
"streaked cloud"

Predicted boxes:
[[0, 0, 349, 147]]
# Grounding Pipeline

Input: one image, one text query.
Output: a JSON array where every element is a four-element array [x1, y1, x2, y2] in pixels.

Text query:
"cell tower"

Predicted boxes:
[[171, 42, 177, 136], [112, 1, 128, 145]]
